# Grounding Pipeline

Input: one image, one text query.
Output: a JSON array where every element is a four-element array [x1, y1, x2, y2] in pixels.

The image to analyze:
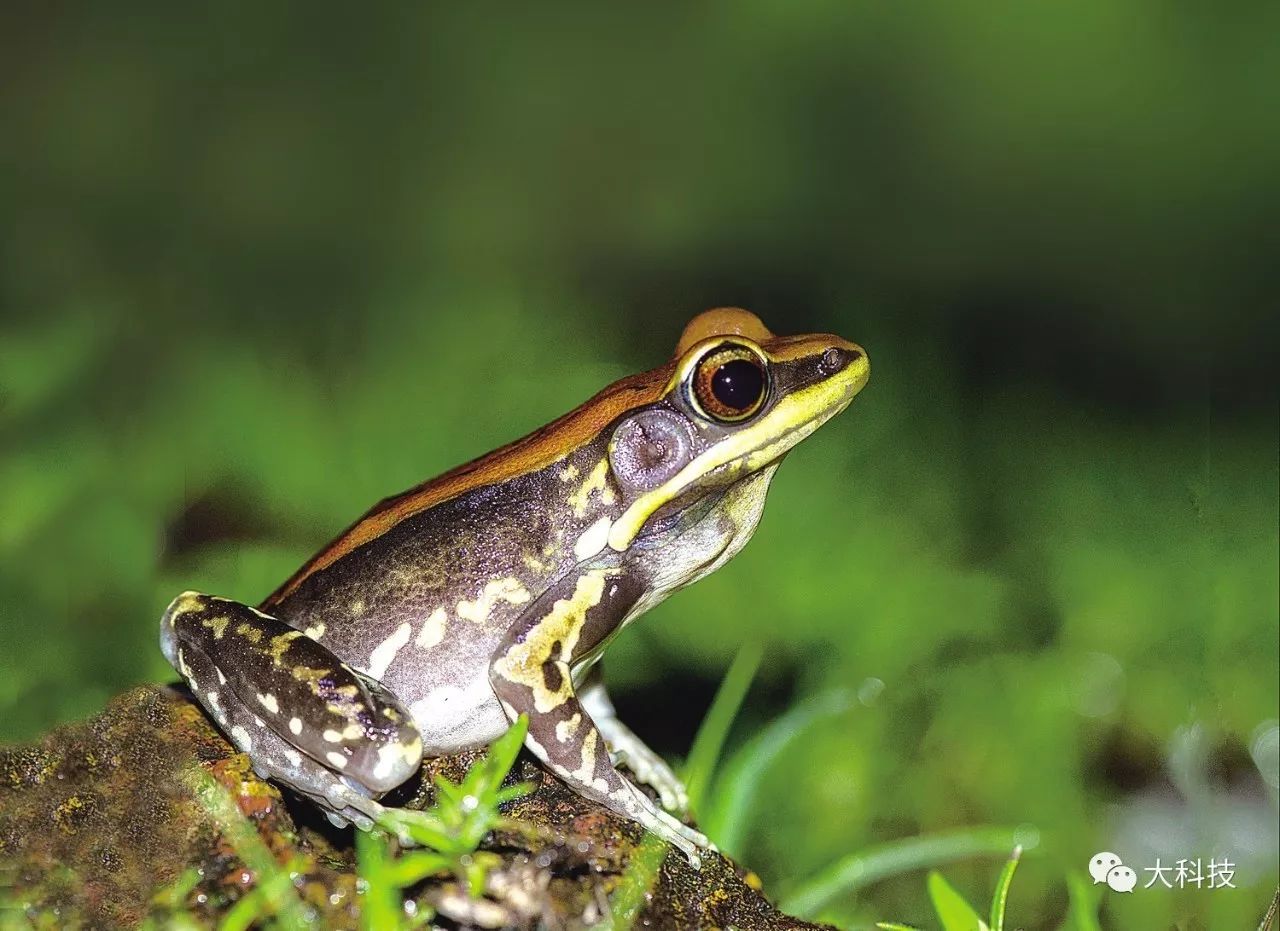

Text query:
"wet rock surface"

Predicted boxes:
[[0, 686, 830, 929]]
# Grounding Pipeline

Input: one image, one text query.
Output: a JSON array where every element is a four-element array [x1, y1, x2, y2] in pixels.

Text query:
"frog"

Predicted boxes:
[[159, 307, 869, 865]]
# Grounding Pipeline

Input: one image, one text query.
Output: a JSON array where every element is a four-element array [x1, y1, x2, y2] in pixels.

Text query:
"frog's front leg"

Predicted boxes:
[[579, 663, 689, 814], [159, 592, 423, 829], [488, 569, 712, 866]]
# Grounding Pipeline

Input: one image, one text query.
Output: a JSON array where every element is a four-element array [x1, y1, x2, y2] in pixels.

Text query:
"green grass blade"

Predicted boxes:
[[1259, 887, 1280, 931], [376, 809, 454, 851], [682, 642, 763, 811], [356, 829, 406, 931], [1062, 871, 1102, 931], [602, 834, 668, 931], [928, 870, 989, 931], [876, 924, 923, 930], [184, 768, 309, 931], [494, 780, 537, 805], [385, 851, 452, 887], [478, 714, 528, 787], [700, 688, 855, 852], [220, 860, 306, 931], [988, 846, 1021, 931], [781, 826, 1034, 918]]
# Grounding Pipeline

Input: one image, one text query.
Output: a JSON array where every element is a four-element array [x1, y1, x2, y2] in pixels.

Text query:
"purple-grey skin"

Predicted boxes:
[[160, 308, 869, 865]]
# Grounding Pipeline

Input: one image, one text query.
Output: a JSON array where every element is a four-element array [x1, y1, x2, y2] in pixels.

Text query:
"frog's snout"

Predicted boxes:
[[818, 343, 864, 375], [819, 339, 870, 401]]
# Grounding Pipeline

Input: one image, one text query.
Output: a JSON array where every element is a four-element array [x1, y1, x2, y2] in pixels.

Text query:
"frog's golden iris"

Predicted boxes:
[[690, 342, 769, 422]]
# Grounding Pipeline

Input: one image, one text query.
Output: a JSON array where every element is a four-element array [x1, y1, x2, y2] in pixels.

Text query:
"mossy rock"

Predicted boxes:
[[0, 686, 829, 929]]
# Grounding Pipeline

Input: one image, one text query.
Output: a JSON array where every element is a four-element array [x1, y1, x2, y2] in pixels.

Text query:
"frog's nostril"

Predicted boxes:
[[821, 346, 860, 374]]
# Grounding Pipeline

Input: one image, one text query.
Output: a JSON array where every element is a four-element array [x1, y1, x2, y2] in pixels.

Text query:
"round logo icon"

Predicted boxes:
[[1088, 851, 1123, 884], [1106, 864, 1137, 893]]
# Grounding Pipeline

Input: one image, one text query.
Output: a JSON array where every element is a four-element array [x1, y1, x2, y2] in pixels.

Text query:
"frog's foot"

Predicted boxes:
[[270, 770, 385, 832], [606, 730, 689, 814], [160, 592, 424, 831], [616, 780, 714, 867]]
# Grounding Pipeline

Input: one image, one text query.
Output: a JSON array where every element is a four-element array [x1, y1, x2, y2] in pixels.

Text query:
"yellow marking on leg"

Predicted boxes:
[[304, 622, 326, 640], [268, 631, 304, 664], [168, 591, 204, 619], [201, 615, 229, 639], [556, 712, 583, 744], [235, 622, 264, 644], [492, 571, 608, 713], [572, 729, 600, 784]]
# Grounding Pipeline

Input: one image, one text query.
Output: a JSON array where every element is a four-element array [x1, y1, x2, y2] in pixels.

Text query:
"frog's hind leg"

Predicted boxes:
[[159, 592, 423, 828]]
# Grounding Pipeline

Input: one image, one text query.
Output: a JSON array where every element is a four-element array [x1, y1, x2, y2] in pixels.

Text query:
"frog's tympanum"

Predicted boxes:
[[160, 308, 868, 864]]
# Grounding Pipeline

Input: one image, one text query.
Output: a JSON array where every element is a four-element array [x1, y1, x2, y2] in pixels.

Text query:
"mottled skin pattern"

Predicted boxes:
[[160, 308, 869, 863]]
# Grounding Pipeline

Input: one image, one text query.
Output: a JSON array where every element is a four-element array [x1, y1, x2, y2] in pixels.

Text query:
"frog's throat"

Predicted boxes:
[[606, 362, 866, 552]]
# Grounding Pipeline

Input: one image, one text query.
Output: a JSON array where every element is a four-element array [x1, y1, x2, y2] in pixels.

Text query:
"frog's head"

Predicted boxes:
[[603, 307, 868, 551]]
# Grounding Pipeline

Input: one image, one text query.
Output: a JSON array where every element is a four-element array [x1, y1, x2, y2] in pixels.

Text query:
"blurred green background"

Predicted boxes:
[[1, 4, 1277, 928]]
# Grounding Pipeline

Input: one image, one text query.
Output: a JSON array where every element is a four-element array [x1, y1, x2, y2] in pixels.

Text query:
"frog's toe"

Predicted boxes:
[[650, 768, 689, 814], [318, 777, 385, 826], [616, 748, 689, 814], [619, 780, 713, 868]]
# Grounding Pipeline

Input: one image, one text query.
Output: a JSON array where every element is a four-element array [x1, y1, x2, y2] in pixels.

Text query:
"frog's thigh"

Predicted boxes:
[[170, 635, 382, 827], [160, 592, 423, 810]]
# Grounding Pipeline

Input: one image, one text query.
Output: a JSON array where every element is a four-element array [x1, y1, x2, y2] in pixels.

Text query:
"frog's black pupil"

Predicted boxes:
[[711, 359, 765, 412]]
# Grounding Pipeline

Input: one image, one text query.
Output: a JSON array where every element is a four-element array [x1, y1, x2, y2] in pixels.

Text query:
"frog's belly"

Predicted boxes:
[[400, 668, 510, 755], [365, 629, 512, 756]]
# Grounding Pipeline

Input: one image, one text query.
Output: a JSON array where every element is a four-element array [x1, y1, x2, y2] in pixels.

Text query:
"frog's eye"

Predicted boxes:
[[690, 344, 769, 423]]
